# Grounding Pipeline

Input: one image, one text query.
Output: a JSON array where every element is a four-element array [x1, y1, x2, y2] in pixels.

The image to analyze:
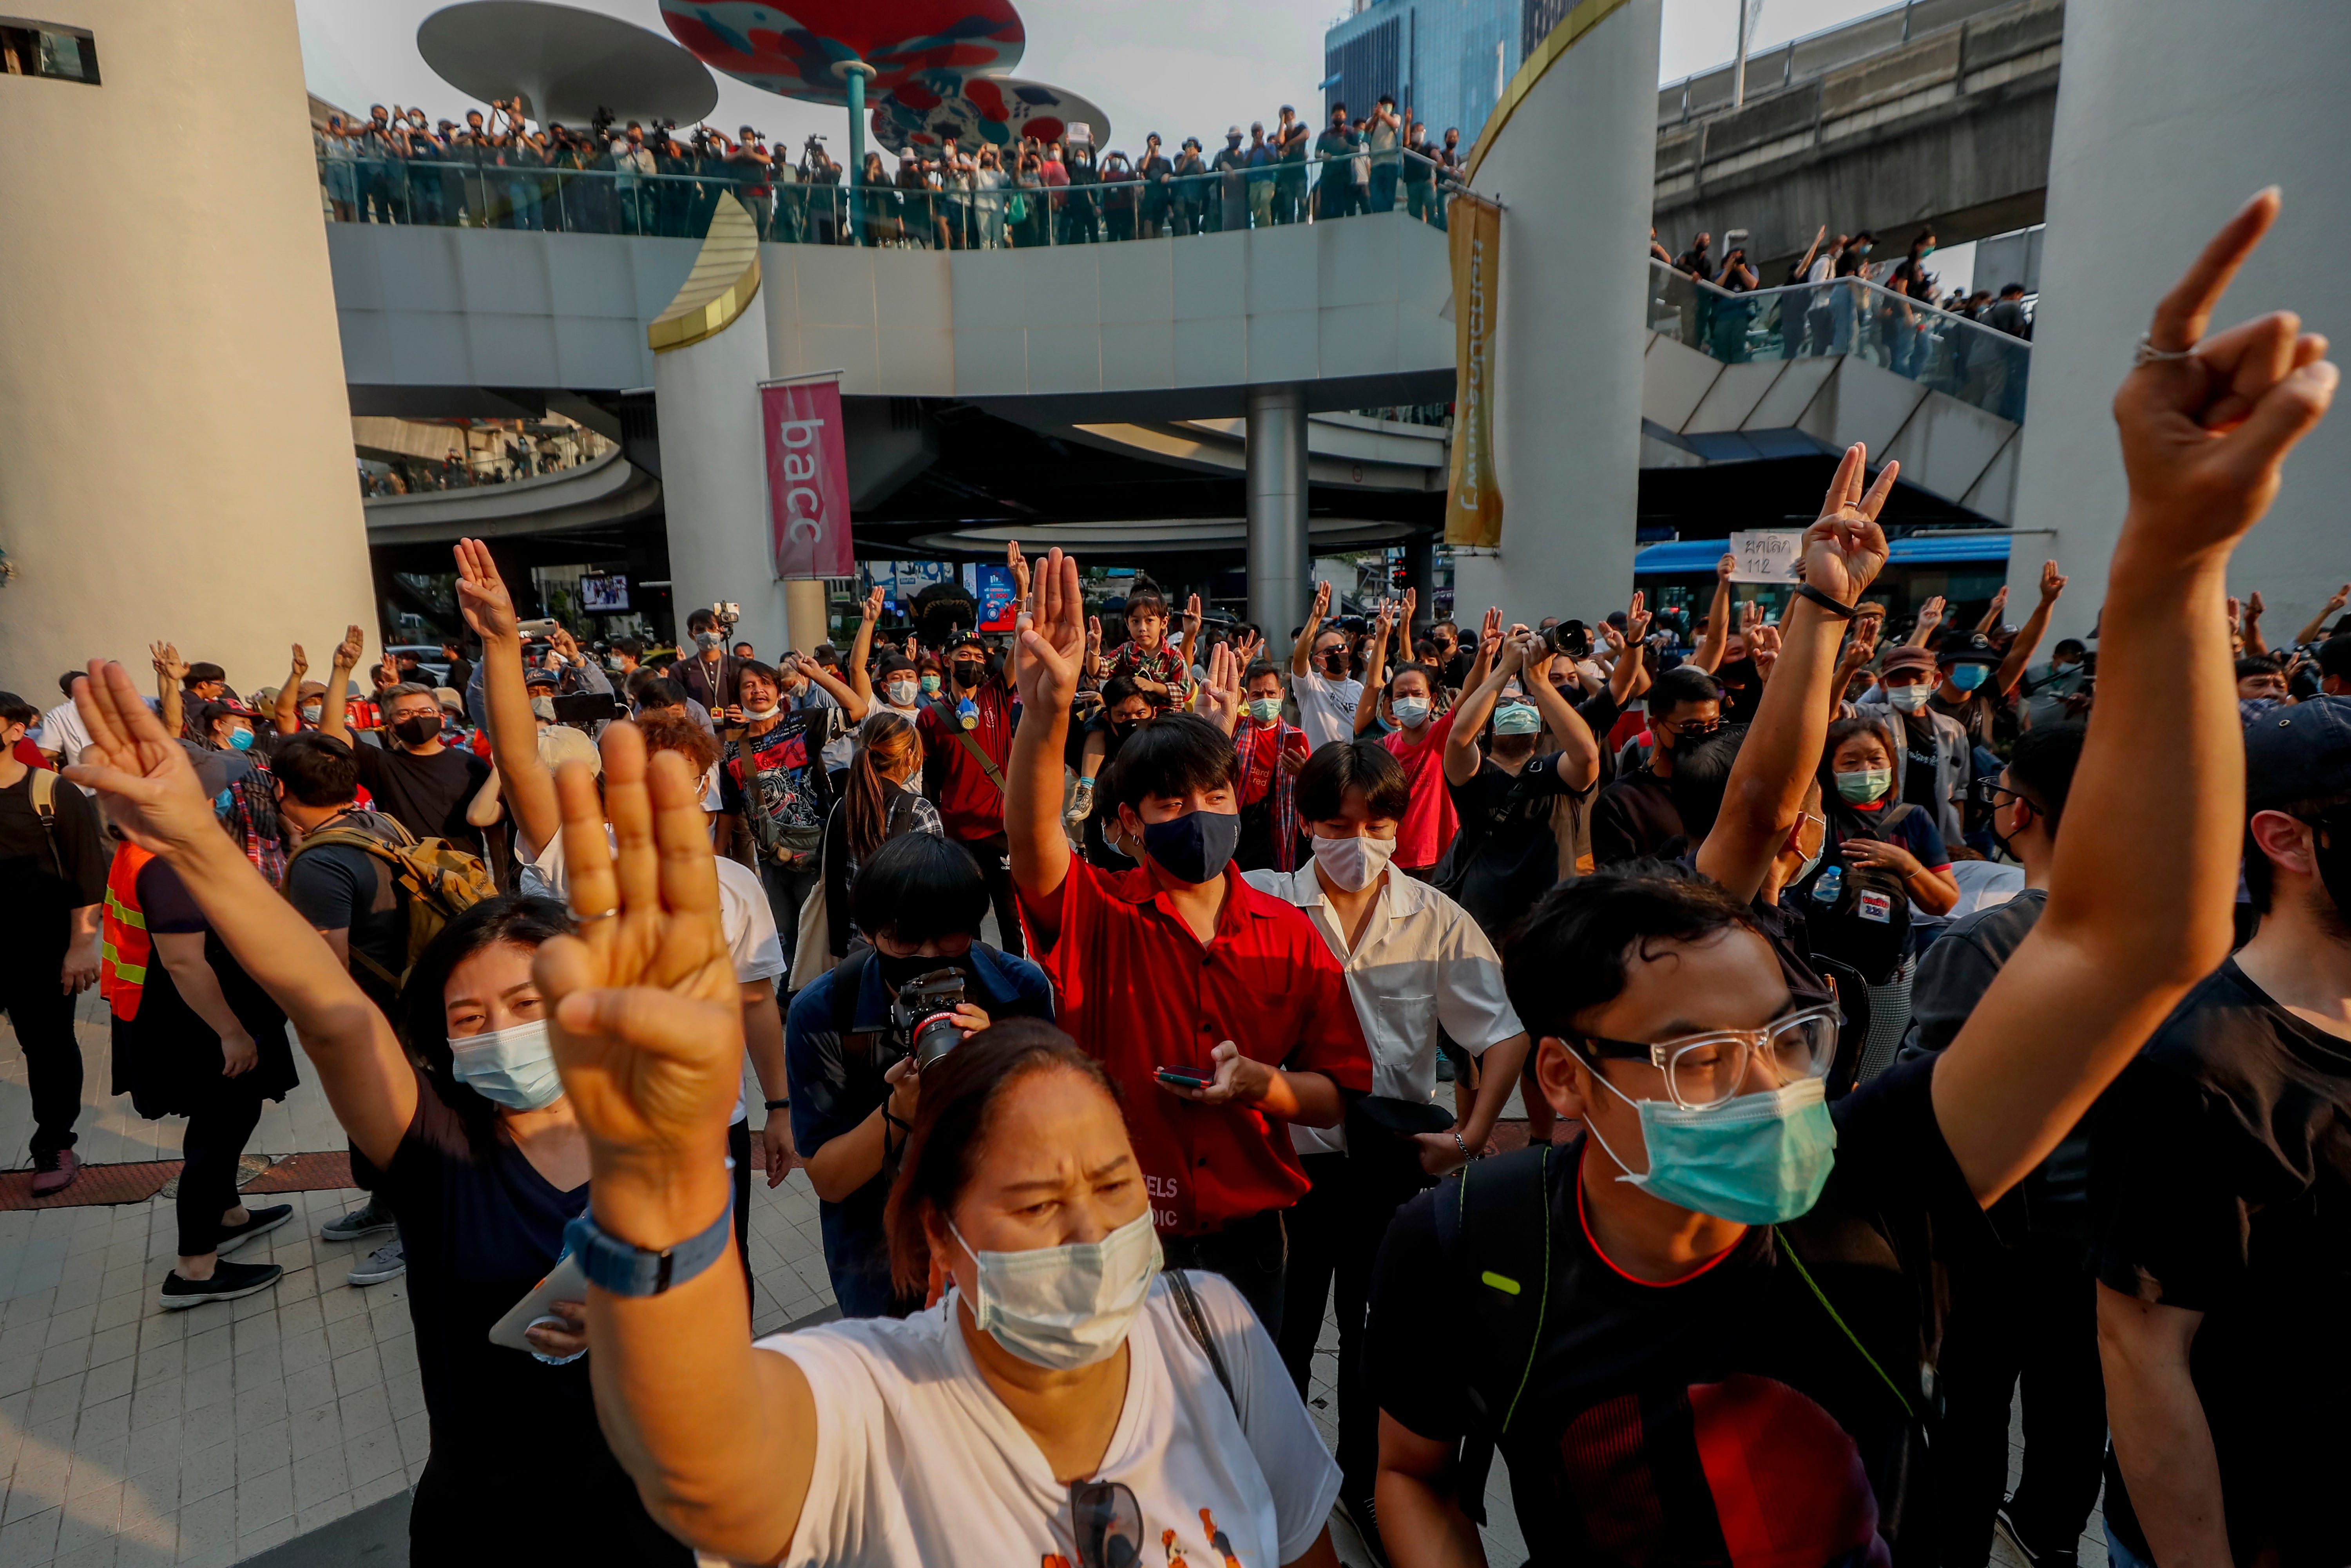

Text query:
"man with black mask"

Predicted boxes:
[[1711, 631, 1764, 725], [675, 606, 748, 716], [914, 630, 1023, 955], [1591, 663, 1720, 864], [1290, 579, 1367, 749], [782, 833, 1055, 1318], [319, 626, 491, 853]]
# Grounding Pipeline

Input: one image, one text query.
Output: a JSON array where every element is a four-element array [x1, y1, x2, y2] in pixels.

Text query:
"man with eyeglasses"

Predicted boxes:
[[1891, 722, 2104, 1568], [1590, 663, 1720, 865], [1364, 181, 2338, 1559]]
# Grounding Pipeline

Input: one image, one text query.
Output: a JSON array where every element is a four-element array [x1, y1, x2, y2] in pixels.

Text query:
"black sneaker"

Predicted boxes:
[[1338, 1490, 1393, 1568], [159, 1260, 283, 1311], [216, 1203, 295, 1256]]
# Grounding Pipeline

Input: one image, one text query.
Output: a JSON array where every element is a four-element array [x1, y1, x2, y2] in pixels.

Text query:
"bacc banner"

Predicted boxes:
[[762, 375, 853, 579]]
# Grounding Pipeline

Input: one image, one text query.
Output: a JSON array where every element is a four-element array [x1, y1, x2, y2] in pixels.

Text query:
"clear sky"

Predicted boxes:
[[295, 0, 1895, 159]]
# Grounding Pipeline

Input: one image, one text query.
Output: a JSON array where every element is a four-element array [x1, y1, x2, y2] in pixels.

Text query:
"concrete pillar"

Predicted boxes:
[[1456, 0, 1660, 629], [1245, 383, 1311, 641], [654, 287, 791, 660], [2009, 0, 2351, 643], [784, 579, 829, 655], [1404, 535, 1436, 635], [0, 0, 376, 696]]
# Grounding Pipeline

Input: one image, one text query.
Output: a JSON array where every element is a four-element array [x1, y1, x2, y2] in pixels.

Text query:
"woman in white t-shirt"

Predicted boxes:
[[527, 763, 1344, 1568]]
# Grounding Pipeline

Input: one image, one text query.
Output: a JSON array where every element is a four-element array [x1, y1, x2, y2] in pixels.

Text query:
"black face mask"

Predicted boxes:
[[391, 713, 443, 749], [876, 949, 967, 994], [1318, 650, 1349, 676], [952, 660, 984, 688], [1141, 808, 1241, 885]]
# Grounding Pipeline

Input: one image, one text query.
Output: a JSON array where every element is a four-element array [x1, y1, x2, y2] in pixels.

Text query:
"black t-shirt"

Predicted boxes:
[[111, 857, 299, 1118], [1444, 751, 1588, 937], [0, 767, 106, 947], [379, 1072, 691, 1561], [1926, 687, 1994, 748], [2092, 959, 2351, 1567], [1590, 765, 1683, 866], [1370, 1055, 1990, 1563], [351, 742, 489, 849], [282, 819, 410, 1012]]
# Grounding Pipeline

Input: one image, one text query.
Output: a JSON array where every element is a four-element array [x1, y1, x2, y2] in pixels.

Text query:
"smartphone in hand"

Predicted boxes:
[[1155, 1066, 1209, 1090]]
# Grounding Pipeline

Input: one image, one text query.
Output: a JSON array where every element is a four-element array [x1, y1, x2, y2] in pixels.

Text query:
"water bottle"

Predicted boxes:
[[1811, 865, 1843, 905]]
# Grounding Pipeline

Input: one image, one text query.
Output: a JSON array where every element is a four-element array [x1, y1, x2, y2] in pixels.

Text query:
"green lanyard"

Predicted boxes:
[[1773, 1226, 1918, 1423]]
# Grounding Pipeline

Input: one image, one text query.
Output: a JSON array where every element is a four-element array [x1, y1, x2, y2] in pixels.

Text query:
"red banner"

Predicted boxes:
[[762, 377, 853, 579]]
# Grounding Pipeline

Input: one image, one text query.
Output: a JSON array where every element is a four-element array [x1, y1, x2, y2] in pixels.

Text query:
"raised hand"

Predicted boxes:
[[2245, 587, 2264, 620], [332, 624, 366, 670], [534, 724, 743, 1197], [2040, 561, 2069, 603], [1232, 629, 1264, 670], [1016, 548, 1087, 714], [1183, 592, 1203, 640], [1987, 586, 2010, 617], [2226, 596, 2244, 634], [453, 538, 520, 642], [1480, 605, 1503, 646], [1624, 589, 1652, 645], [1916, 595, 1946, 635], [1718, 553, 1737, 584], [1086, 615, 1103, 655], [149, 641, 187, 683], [1750, 621, 1784, 682], [1006, 540, 1031, 609], [288, 644, 309, 682], [2115, 189, 2334, 554], [862, 584, 885, 623], [1401, 586, 1418, 627], [1200, 641, 1243, 735], [1800, 443, 1895, 605], [2328, 585, 2349, 615], [377, 651, 400, 691], [62, 662, 220, 856], [1311, 581, 1333, 623], [549, 625, 580, 661]]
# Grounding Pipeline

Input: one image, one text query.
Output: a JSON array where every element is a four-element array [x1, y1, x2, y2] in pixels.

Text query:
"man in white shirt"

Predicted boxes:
[[34, 674, 94, 776], [1244, 738, 1528, 1557], [1288, 579, 1366, 749]]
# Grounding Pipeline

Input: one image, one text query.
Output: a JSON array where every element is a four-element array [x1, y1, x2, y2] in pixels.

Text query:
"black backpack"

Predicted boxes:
[[1799, 803, 1922, 986], [1433, 1145, 1925, 1525]]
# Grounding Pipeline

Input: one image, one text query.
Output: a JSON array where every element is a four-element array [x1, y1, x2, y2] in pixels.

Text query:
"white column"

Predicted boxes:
[[654, 288, 792, 660], [1468, 0, 1660, 630], [0, 0, 376, 695], [1246, 383, 1311, 639], [2008, 0, 2351, 643]]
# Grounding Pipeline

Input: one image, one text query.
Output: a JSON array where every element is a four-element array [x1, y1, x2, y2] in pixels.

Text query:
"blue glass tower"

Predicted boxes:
[[1322, 0, 1526, 155]]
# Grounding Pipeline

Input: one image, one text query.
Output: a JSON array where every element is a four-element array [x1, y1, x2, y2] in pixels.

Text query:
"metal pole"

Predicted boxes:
[[1733, 0, 1751, 106], [1245, 383, 1311, 641], [842, 61, 875, 208]]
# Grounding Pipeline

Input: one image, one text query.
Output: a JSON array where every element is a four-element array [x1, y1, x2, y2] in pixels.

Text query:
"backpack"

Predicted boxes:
[[1433, 1145, 1924, 1525], [288, 811, 498, 991], [1799, 803, 1922, 986], [25, 768, 63, 878]]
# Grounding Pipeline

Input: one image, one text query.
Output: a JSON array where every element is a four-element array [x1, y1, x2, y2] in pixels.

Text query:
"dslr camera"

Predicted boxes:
[[1549, 619, 1592, 659], [886, 969, 969, 1070]]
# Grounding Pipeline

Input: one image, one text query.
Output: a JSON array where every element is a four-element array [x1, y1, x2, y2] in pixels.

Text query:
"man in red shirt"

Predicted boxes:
[[1356, 596, 1459, 876], [1007, 549, 1372, 1333], [915, 629, 1023, 956]]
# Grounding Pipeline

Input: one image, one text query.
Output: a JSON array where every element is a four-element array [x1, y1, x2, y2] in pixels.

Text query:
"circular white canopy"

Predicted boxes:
[[418, 2, 719, 130]]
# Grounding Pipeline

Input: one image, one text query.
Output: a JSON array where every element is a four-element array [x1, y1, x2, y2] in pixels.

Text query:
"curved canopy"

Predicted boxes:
[[419, 2, 719, 129], [657, 0, 1024, 107], [869, 73, 1108, 155]]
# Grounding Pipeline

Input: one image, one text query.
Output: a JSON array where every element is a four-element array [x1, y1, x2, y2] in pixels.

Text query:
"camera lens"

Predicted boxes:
[[911, 1011, 964, 1070]]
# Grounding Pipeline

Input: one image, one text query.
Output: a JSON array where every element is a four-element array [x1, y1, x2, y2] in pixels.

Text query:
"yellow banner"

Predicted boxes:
[[1444, 196, 1503, 548]]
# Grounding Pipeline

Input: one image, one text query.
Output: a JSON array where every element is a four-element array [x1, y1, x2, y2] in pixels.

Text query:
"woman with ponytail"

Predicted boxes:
[[823, 712, 942, 958]]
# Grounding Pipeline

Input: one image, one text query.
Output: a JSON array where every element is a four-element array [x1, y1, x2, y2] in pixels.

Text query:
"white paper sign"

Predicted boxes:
[[1728, 530, 1804, 583]]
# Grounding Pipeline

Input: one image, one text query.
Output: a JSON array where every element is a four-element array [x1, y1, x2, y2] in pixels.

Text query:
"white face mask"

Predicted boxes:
[[1391, 697, 1432, 729], [951, 1209, 1162, 1370], [1887, 684, 1932, 713], [741, 703, 782, 722], [886, 679, 919, 706], [1311, 830, 1396, 892]]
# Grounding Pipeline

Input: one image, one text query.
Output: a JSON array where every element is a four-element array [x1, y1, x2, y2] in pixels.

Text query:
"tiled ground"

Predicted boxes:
[[4, 989, 2103, 1568]]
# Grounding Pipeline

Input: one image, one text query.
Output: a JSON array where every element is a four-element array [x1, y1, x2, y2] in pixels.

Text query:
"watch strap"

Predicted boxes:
[[563, 1202, 734, 1298]]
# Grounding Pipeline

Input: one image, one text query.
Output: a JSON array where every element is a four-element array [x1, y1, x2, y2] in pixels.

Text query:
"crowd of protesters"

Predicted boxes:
[[313, 93, 1474, 247], [4, 192, 2345, 1568]]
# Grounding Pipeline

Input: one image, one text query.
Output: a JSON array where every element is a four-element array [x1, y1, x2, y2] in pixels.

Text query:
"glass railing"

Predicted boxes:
[[1646, 259, 2032, 423], [315, 148, 1487, 248]]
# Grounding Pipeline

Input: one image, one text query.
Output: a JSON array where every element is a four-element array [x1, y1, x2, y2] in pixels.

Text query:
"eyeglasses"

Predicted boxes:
[[1067, 1479, 1143, 1568], [1656, 715, 1722, 739], [1969, 777, 2040, 811], [1580, 1003, 1842, 1110]]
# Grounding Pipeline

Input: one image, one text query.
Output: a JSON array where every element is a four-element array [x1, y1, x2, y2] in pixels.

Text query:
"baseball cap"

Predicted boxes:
[[1934, 629, 2001, 666], [523, 666, 562, 689], [1226, 125, 1243, 138], [1880, 645, 1937, 677], [2245, 697, 2351, 811]]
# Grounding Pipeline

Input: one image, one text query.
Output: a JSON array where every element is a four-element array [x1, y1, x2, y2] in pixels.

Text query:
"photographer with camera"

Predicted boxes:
[[786, 833, 1054, 1316]]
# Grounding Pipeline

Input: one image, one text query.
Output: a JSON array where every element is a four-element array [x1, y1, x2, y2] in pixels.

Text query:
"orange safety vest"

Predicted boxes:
[[100, 843, 155, 1021]]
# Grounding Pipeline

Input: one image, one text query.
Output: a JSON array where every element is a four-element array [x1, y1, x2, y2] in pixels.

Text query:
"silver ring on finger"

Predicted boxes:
[[2134, 333, 2199, 366], [575, 906, 620, 923]]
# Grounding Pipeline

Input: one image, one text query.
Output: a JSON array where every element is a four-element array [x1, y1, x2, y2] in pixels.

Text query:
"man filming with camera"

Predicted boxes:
[[784, 834, 1054, 1318]]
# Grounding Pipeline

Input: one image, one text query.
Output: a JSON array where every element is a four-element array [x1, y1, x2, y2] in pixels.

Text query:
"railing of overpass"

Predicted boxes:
[[316, 149, 1495, 249], [1648, 259, 2030, 422]]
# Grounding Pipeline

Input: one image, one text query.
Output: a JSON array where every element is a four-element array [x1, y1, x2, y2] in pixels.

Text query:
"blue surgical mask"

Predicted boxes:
[[1834, 768, 1890, 804], [1585, 1073, 1838, 1225], [1947, 663, 1990, 692], [1141, 808, 1241, 885], [449, 1018, 564, 1111], [1492, 702, 1541, 736], [1245, 697, 1283, 724], [226, 727, 255, 751]]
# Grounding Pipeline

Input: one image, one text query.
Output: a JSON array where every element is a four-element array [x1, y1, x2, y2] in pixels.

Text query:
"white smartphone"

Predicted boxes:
[[486, 1252, 587, 1354]]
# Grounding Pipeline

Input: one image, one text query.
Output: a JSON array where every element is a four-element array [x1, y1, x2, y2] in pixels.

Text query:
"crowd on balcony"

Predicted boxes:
[[312, 96, 1476, 248]]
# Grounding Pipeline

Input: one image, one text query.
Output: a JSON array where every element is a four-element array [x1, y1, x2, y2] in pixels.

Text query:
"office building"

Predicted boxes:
[[1323, 0, 1523, 152]]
